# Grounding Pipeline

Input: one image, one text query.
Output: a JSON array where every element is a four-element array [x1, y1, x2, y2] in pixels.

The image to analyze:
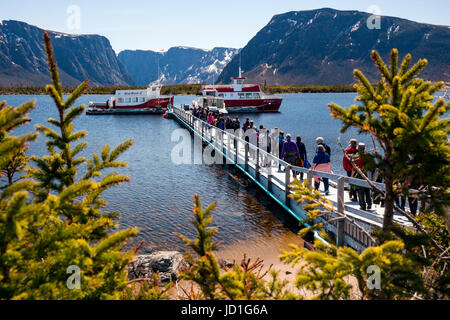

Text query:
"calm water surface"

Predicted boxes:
[[2, 93, 442, 253]]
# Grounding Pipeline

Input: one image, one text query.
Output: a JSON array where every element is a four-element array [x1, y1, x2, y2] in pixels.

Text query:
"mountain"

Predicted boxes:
[[0, 20, 133, 87], [118, 47, 239, 86], [217, 8, 450, 85]]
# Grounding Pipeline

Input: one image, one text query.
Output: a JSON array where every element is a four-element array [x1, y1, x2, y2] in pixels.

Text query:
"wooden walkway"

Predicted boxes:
[[170, 107, 413, 252]]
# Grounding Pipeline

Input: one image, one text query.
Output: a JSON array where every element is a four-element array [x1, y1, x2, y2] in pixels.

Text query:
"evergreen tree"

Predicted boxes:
[[177, 194, 295, 300], [0, 31, 137, 299], [280, 239, 423, 300], [283, 49, 449, 300], [328, 49, 449, 232]]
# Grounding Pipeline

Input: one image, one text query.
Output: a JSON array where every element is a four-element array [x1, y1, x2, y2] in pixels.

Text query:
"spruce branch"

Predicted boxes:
[[43, 31, 63, 98]]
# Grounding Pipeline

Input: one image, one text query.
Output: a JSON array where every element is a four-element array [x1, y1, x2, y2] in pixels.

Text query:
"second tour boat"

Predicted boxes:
[[197, 68, 282, 113]]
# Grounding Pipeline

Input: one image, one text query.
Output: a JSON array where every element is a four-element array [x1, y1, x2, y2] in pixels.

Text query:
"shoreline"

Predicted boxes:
[[214, 232, 305, 287], [1, 82, 448, 96], [0, 84, 358, 96]]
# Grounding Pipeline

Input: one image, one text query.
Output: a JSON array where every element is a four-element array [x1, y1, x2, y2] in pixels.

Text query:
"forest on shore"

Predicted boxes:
[[0, 83, 357, 95]]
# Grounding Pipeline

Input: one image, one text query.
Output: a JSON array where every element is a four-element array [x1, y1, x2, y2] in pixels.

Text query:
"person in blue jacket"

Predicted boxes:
[[312, 145, 332, 195]]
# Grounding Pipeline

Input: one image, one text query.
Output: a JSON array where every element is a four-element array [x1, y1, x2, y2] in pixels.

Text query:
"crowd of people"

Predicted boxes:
[[191, 106, 417, 214], [193, 107, 241, 131]]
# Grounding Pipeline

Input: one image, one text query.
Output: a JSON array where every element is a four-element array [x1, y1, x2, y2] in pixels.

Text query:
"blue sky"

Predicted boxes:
[[1, 0, 449, 53]]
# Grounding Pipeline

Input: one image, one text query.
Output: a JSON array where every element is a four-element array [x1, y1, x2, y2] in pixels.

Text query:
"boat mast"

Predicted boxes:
[[157, 50, 164, 106], [157, 52, 160, 84], [239, 51, 242, 78]]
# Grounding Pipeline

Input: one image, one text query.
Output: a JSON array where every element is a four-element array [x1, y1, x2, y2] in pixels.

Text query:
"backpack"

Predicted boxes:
[[322, 143, 331, 156]]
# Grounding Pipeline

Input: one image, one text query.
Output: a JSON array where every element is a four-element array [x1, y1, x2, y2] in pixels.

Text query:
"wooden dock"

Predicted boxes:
[[170, 107, 413, 252]]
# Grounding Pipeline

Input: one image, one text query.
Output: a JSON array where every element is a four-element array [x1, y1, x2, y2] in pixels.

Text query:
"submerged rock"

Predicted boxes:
[[218, 258, 235, 269], [128, 251, 187, 284]]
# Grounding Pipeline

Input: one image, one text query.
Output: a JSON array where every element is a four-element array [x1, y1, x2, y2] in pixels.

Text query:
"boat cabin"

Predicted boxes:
[[195, 96, 225, 110], [200, 67, 263, 101], [105, 85, 162, 107]]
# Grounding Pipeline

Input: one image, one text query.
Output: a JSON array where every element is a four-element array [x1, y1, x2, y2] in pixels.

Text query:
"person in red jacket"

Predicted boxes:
[[343, 139, 358, 202], [353, 143, 372, 211]]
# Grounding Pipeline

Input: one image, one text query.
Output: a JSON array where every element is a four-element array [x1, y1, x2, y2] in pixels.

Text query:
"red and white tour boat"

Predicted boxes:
[[195, 68, 282, 113], [87, 85, 174, 115]]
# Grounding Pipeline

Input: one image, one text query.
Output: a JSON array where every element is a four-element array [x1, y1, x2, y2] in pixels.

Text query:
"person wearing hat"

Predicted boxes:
[[343, 138, 358, 202], [353, 143, 372, 211], [233, 117, 240, 131], [281, 133, 301, 175], [316, 137, 331, 157], [295, 136, 308, 181]]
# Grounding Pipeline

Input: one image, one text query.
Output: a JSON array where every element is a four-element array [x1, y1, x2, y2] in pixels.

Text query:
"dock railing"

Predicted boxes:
[[171, 107, 415, 250]]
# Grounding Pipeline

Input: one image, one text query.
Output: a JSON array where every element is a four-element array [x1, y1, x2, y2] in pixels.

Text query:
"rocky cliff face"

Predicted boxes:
[[217, 8, 450, 85], [118, 47, 239, 86], [0, 20, 133, 87]]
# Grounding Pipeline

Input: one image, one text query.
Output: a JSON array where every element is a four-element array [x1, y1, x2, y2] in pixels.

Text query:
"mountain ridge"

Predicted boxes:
[[118, 47, 239, 86], [217, 8, 450, 85], [0, 20, 133, 87]]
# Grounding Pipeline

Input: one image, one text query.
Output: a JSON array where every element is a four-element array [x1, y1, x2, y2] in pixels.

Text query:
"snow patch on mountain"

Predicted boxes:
[[119, 47, 239, 85], [350, 21, 361, 32]]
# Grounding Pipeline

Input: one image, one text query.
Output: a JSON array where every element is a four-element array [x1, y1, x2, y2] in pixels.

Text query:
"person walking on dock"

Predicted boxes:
[[296, 136, 307, 181], [395, 154, 419, 215], [217, 117, 225, 130], [249, 120, 255, 131], [353, 143, 372, 211], [281, 134, 300, 176], [207, 113, 214, 125], [264, 129, 272, 167], [343, 139, 359, 202], [225, 116, 232, 129], [242, 118, 250, 133], [248, 127, 258, 160], [316, 137, 331, 157], [233, 117, 240, 132], [312, 145, 332, 195]]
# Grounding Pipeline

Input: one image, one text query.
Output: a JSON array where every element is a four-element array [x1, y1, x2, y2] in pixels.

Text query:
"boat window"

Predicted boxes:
[[253, 93, 261, 99], [218, 94, 224, 98], [134, 97, 139, 102], [246, 93, 252, 99], [118, 98, 123, 103], [238, 93, 245, 98], [141, 97, 145, 102]]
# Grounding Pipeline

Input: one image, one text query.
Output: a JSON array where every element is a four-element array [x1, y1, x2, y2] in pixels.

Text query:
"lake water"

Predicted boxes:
[[1, 93, 445, 254]]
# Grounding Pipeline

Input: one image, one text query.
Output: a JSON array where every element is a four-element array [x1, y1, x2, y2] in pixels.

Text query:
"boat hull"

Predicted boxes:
[[87, 97, 173, 115], [223, 98, 282, 113]]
